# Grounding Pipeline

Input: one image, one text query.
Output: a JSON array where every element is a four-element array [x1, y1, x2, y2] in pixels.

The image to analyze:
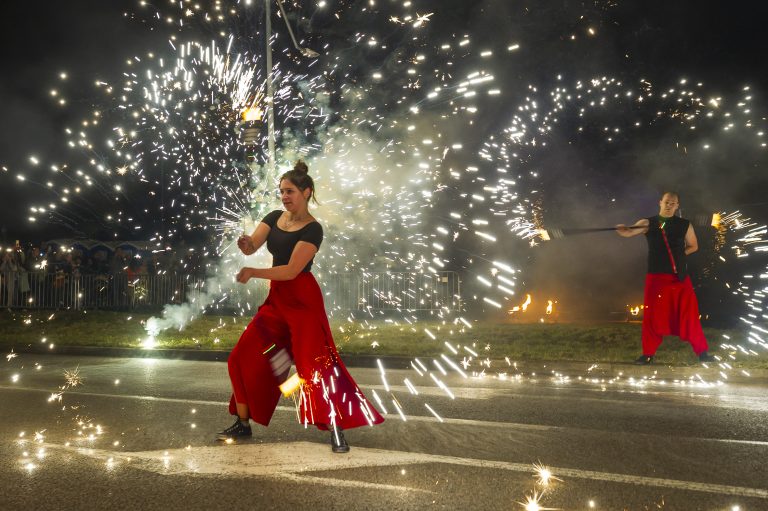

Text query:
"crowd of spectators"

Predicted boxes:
[[1, 240, 208, 309], [2, 240, 206, 275]]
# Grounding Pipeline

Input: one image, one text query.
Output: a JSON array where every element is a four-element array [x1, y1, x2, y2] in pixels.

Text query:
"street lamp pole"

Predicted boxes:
[[262, 0, 318, 177], [265, 0, 276, 176]]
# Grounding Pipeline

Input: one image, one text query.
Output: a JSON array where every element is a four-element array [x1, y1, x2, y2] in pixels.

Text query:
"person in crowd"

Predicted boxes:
[[14, 241, 31, 301], [147, 253, 160, 276], [1, 251, 20, 307]]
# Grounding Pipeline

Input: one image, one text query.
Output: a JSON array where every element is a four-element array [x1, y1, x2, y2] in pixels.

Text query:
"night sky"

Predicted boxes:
[[2, 1, 767, 242], [1, 1, 767, 318]]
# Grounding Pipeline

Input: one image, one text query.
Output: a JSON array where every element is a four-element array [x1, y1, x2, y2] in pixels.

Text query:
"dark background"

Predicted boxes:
[[2, 1, 767, 242], [0, 1, 766, 321]]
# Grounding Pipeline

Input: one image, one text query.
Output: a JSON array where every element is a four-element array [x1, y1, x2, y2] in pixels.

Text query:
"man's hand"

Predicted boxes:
[[615, 224, 630, 233], [237, 235, 256, 255], [236, 267, 255, 283], [615, 224, 635, 237]]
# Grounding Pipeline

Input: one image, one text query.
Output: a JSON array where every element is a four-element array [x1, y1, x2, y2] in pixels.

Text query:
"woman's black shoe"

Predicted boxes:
[[216, 418, 252, 441], [330, 426, 350, 453], [634, 354, 654, 365]]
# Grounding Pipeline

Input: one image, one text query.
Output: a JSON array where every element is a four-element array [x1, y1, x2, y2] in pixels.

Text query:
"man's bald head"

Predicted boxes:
[[659, 192, 680, 217]]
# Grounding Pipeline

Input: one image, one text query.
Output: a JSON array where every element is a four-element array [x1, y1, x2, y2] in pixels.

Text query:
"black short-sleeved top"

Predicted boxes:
[[261, 210, 323, 273], [645, 215, 689, 277]]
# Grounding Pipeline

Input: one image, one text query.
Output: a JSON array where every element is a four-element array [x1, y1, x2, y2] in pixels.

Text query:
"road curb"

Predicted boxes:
[[498, 359, 768, 382], [5, 343, 767, 381], [4, 343, 417, 368]]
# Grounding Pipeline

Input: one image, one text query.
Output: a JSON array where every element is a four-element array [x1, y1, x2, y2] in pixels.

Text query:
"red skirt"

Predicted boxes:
[[641, 273, 708, 356], [227, 272, 384, 430]]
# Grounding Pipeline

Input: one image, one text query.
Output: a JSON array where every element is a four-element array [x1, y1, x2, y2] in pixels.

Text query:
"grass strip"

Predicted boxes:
[[0, 310, 764, 368]]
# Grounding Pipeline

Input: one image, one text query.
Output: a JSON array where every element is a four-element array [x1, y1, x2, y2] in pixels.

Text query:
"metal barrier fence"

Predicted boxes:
[[0, 271, 198, 310], [0, 271, 461, 313], [319, 271, 462, 313]]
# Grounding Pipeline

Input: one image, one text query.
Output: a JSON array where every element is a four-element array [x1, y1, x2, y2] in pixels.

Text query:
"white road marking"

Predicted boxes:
[[41, 441, 432, 494], [41, 441, 768, 499], [4, 384, 768, 447]]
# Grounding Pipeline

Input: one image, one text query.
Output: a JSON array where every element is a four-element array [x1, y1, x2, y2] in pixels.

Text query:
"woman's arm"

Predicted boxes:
[[237, 222, 271, 255], [237, 241, 318, 282]]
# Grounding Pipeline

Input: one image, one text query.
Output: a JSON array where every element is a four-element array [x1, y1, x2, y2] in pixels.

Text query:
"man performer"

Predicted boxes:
[[616, 192, 715, 365]]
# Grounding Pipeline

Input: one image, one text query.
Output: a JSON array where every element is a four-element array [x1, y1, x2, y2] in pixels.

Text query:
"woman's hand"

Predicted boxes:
[[236, 267, 256, 283], [237, 235, 256, 255]]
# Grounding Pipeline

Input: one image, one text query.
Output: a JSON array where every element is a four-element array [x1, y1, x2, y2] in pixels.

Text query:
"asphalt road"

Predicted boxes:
[[1, 354, 767, 510]]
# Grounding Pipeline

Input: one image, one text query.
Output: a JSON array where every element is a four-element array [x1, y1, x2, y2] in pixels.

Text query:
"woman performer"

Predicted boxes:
[[217, 160, 384, 452]]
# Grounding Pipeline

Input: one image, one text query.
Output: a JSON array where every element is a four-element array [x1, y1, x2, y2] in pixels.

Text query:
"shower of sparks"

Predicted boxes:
[[25, 38, 325, 244], [424, 403, 444, 422], [376, 359, 391, 393], [11, 1, 766, 346], [517, 489, 556, 511], [533, 461, 562, 487], [63, 367, 84, 389], [142, 336, 158, 349], [472, 77, 767, 312], [710, 211, 768, 373], [1, 0, 766, 459]]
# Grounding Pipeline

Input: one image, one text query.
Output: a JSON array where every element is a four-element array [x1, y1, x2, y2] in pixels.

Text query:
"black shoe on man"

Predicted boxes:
[[634, 354, 654, 365], [216, 417, 252, 441], [698, 351, 716, 363], [330, 425, 350, 453]]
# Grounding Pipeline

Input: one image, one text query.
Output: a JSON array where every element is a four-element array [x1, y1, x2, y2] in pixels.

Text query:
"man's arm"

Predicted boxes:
[[684, 224, 698, 255], [616, 218, 649, 238]]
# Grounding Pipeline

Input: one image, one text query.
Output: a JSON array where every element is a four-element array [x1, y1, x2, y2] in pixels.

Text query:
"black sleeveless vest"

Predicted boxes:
[[645, 215, 689, 277]]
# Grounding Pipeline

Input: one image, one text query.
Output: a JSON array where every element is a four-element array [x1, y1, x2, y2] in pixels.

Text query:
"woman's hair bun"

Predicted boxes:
[[293, 160, 309, 175]]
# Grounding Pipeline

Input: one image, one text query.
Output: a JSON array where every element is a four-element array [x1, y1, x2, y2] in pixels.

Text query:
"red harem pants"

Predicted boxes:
[[227, 272, 384, 430], [641, 273, 708, 356]]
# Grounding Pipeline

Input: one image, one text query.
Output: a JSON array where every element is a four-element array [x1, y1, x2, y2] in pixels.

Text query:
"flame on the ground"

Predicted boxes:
[[509, 294, 533, 314]]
